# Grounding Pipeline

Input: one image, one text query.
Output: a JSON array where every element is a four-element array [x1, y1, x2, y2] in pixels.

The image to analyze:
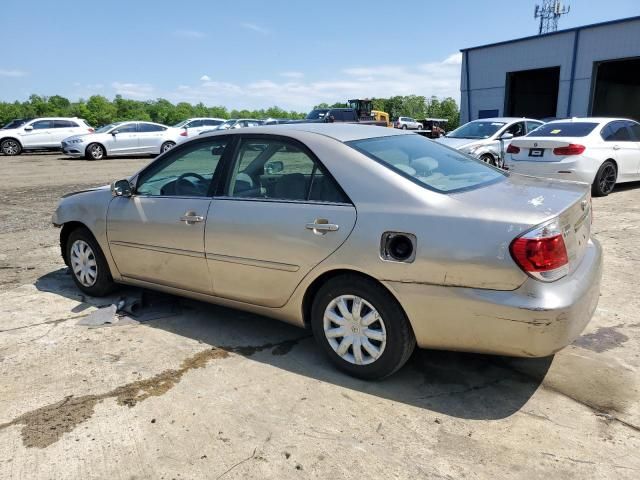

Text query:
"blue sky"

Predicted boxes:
[[1, 0, 638, 110]]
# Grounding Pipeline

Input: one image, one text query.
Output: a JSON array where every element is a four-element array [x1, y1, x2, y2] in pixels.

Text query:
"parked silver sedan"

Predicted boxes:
[[52, 124, 602, 379], [62, 121, 178, 160]]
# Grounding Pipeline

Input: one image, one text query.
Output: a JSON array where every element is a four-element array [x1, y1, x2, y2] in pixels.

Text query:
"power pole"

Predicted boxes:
[[534, 0, 571, 34]]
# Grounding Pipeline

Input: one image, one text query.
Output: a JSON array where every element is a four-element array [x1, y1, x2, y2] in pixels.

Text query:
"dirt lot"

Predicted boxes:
[[1, 152, 639, 479]]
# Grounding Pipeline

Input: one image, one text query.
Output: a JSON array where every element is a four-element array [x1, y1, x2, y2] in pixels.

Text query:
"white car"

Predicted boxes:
[[172, 117, 226, 141], [394, 117, 422, 130], [437, 117, 544, 167], [0, 117, 94, 156], [62, 121, 176, 160], [505, 118, 640, 196]]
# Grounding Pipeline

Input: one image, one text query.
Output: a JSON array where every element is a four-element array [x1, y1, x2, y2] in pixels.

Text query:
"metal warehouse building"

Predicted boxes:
[[460, 16, 640, 123]]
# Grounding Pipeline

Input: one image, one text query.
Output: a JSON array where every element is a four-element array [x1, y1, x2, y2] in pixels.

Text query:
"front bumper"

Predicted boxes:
[[61, 141, 86, 157], [384, 238, 602, 357]]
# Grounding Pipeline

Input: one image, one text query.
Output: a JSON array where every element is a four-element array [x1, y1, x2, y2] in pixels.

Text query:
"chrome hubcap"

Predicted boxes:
[[162, 143, 174, 152], [599, 165, 616, 193], [323, 295, 387, 366], [70, 240, 98, 287], [90, 145, 103, 159]]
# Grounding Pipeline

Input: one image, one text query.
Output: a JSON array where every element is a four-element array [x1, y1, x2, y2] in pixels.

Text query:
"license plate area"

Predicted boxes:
[[529, 148, 545, 157]]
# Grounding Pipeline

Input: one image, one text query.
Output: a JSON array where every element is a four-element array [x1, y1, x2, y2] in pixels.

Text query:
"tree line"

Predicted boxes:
[[0, 94, 459, 129]]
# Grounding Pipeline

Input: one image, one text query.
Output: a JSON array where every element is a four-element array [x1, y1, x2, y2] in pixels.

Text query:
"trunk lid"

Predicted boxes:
[[510, 137, 582, 162]]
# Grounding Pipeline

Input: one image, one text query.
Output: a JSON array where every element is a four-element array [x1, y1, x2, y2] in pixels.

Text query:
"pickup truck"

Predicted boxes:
[[292, 108, 387, 126]]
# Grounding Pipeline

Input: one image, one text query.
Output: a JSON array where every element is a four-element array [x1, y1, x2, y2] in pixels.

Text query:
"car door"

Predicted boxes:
[[205, 135, 357, 308], [19, 120, 54, 148], [602, 120, 639, 180], [107, 136, 231, 293], [629, 122, 640, 177], [52, 120, 80, 146], [138, 123, 167, 153], [107, 122, 139, 155]]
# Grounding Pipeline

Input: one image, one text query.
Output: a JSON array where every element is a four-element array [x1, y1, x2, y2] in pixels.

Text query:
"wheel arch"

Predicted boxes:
[[0, 136, 23, 147], [60, 221, 93, 266], [300, 268, 411, 330]]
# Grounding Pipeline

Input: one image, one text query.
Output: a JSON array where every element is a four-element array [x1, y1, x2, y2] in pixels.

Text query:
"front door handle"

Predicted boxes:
[[306, 219, 339, 235], [612, 145, 621, 150], [180, 211, 204, 224]]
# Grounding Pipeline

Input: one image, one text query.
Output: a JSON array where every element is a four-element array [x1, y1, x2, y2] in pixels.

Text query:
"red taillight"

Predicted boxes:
[[510, 220, 569, 282], [88, 128, 95, 133], [180, 129, 188, 137], [553, 144, 585, 156], [506, 144, 520, 154]]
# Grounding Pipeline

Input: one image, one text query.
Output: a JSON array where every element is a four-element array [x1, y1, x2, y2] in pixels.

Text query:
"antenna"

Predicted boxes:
[[534, 0, 570, 34]]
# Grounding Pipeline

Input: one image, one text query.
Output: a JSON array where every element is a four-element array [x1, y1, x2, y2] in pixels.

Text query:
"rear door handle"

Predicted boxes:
[[180, 211, 204, 224], [613, 145, 621, 150], [306, 219, 339, 235]]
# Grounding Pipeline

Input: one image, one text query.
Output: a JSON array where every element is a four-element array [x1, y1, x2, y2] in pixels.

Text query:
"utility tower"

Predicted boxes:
[[534, 0, 570, 34]]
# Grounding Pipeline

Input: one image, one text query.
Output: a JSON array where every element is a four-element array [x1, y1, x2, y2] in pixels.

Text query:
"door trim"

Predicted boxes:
[[205, 252, 299, 272], [110, 240, 205, 258]]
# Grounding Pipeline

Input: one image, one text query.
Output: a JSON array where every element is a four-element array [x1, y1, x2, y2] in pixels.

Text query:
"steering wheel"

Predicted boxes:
[[176, 172, 207, 196]]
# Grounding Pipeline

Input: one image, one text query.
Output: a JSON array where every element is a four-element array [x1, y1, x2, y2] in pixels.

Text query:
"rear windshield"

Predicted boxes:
[[347, 135, 504, 193], [527, 122, 598, 137]]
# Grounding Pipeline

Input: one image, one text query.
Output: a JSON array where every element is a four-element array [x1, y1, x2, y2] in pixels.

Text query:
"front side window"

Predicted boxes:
[[187, 120, 204, 128], [227, 138, 348, 203], [136, 138, 229, 197], [32, 120, 53, 129], [447, 121, 506, 139], [505, 122, 526, 137], [347, 134, 504, 193], [526, 121, 543, 133], [629, 122, 640, 141], [204, 119, 223, 127], [115, 123, 138, 133]]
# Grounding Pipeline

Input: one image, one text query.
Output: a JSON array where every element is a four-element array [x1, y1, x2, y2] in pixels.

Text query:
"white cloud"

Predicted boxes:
[[200, 75, 211, 81], [240, 22, 270, 34], [442, 52, 463, 65], [164, 53, 461, 110], [0, 69, 27, 77], [280, 71, 304, 79], [174, 29, 207, 39], [111, 82, 155, 99]]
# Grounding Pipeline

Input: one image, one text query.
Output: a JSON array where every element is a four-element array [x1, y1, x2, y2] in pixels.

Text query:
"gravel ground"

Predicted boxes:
[[0, 152, 639, 479]]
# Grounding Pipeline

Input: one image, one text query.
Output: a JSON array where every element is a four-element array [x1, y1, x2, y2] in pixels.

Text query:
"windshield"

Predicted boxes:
[[447, 121, 506, 139], [306, 109, 329, 120], [1, 119, 29, 129], [527, 122, 598, 137], [95, 122, 121, 133], [347, 135, 504, 193]]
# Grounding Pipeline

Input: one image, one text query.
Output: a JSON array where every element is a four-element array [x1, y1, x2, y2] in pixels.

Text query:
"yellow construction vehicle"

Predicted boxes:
[[372, 110, 391, 127], [347, 99, 389, 127]]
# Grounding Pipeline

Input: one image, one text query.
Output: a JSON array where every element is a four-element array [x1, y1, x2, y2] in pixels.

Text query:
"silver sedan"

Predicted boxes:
[[62, 121, 179, 160], [52, 124, 602, 379]]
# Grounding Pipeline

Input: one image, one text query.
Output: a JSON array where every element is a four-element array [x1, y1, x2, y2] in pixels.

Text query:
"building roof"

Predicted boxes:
[[461, 15, 640, 53]]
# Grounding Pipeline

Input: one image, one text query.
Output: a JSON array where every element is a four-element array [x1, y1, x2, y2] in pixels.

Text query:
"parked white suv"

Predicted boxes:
[[0, 117, 94, 155], [394, 117, 422, 130]]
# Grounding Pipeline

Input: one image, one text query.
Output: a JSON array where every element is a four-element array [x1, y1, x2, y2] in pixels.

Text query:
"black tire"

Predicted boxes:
[[66, 227, 116, 297], [480, 153, 498, 167], [161, 141, 175, 154], [311, 274, 416, 380], [401, 125, 408, 130], [592, 160, 617, 197], [86, 143, 105, 161], [1, 138, 22, 156]]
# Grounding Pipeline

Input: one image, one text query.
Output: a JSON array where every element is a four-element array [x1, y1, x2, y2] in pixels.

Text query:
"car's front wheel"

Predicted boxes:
[[592, 160, 617, 197], [86, 143, 105, 160], [311, 275, 416, 379], [66, 227, 116, 297], [1, 138, 22, 156], [161, 141, 175, 153]]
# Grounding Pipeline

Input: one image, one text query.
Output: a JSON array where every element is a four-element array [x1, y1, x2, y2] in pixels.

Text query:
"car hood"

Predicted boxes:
[[286, 118, 326, 124], [63, 133, 96, 142], [436, 137, 483, 150]]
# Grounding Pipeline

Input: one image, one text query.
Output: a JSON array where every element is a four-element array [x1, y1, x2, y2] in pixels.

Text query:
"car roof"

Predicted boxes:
[[469, 117, 542, 123], [201, 123, 411, 142], [545, 117, 633, 124]]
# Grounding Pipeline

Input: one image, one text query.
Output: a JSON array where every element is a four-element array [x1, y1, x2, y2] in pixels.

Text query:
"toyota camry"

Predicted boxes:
[[52, 124, 602, 379]]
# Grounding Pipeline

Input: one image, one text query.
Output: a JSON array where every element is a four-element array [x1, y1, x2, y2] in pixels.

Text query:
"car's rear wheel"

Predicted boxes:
[[66, 227, 115, 297], [86, 143, 105, 160], [311, 274, 415, 379], [161, 141, 175, 153], [592, 160, 617, 197], [1, 138, 22, 156], [401, 125, 407, 130]]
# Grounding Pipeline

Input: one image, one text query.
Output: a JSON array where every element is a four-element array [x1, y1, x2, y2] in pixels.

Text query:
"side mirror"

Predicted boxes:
[[24, 125, 33, 131], [265, 161, 284, 174], [500, 133, 514, 140], [111, 179, 132, 197], [111, 130, 119, 136]]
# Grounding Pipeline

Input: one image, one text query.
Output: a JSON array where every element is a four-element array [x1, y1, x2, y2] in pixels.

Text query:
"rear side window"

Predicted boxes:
[[527, 122, 597, 137], [54, 120, 78, 128], [602, 121, 632, 141], [347, 134, 504, 193], [629, 122, 640, 141], [203, 119, 223, 127], [139, 123, 166, 132]]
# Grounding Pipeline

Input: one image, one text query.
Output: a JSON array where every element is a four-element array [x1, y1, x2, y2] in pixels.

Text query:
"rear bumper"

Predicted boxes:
[[505, 157, 596, 184], [384, 238, 602, 357]]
